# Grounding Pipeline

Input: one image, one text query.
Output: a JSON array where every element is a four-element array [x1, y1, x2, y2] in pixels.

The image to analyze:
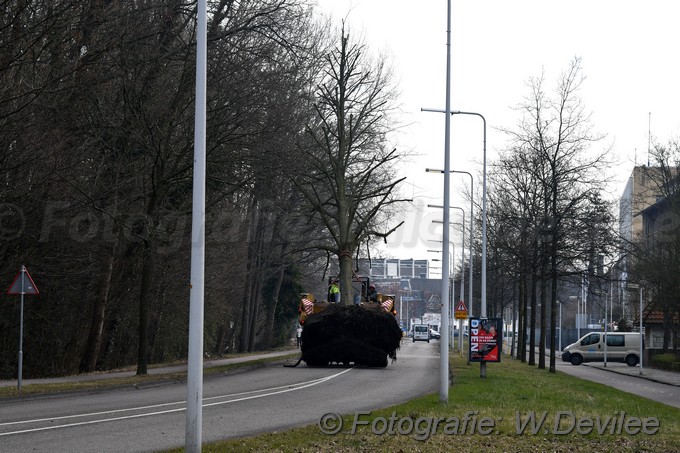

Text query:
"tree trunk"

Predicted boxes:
[[238, 198, 258, 352], [80, 248, 116, 372], [136, 240, 154, 375], [538, 259, 548, 370], [528, 261, 538, 366], [519, 270, 527, 363], [511, 278, 517, 358], [263, 266, 285, 349], [248, 277, 263, 352], [549, 234, 559, 373], [238, 274, 253, 353], [338, 250, 354, 305]]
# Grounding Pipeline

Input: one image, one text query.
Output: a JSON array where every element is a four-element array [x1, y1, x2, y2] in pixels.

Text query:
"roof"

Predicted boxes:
[[634, 308, 679, 325]]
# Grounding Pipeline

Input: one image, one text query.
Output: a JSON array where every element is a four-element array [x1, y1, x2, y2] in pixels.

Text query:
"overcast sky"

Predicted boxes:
[[315, 0, 680, 268]]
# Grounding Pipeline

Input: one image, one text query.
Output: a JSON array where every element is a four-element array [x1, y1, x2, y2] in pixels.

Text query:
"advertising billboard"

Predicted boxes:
[[468, 318, 502, 363]]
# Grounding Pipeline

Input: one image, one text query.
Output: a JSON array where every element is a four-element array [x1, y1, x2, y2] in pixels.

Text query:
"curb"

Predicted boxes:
[[583, 363, 680, 387]]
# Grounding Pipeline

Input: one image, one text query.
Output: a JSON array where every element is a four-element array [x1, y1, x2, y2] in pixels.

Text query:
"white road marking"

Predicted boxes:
[[0, 368, 353, 437]]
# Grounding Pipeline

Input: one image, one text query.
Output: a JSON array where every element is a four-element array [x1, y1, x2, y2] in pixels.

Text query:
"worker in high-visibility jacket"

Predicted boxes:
[[328, 279, 341, 303]]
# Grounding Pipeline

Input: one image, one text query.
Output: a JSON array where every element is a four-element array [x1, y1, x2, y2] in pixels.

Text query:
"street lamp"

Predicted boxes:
[[627, 283, 644, 375], [432, 208, 466, 354], [436, 0, 452, 402], [569, 295, 580, 339], [429, 238, 454, 358], [557, 300, 562, 352], [419, 0, 454, 401], [422, 111, 487, 320], [426, 169, 474, 320], [431, 207, 466, 307]]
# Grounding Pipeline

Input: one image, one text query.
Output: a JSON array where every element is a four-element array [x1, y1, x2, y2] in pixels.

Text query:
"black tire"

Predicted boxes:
[[625, 355, 639, 367], [570, 354, 583, 366], [372, 354, 388, 368], [305, 360, 329, 367]]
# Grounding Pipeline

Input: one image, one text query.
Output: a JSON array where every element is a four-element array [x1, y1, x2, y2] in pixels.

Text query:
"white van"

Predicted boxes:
[[561, 332, 643, 366], [413, 324, 430, 343]]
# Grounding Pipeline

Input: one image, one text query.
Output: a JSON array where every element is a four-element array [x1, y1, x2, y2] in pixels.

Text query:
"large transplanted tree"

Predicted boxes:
[[294, 24, 407, 302]]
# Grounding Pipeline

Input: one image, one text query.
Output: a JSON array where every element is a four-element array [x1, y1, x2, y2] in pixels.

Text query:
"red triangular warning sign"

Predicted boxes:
[[7, 265, 39, 295], [456, 300, 467, 312]]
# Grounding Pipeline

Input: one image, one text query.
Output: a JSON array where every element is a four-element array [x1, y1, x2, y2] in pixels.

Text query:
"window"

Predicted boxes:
[[606, 334, 624, 347], [582, 333, 600, 346]]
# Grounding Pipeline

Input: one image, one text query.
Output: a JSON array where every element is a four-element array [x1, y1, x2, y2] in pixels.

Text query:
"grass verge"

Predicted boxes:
[[181, 352, 680, 453]]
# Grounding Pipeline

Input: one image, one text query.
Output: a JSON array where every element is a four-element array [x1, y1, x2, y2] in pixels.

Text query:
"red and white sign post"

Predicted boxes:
[[7, 265, 39, 393]]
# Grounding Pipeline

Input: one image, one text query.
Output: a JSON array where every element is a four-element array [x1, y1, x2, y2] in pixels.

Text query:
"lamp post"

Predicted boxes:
[[437, 0, 452, 403], [428, 240, 456, 349], [423, 109, 487, 377], [569, 295, 580, 339], [186, 1, 207, 450], [604, 280, 613, 367], [558, 300, 562, 352], [431, 207, 466, 354], [420, 0, 454, 400], [422, 111, 487, 321], [426, 169, 474, 320], [627, 283, 644, 375]]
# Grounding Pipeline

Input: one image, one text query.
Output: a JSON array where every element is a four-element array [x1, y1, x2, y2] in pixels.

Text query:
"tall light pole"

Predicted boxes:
[[440, 0, 452, 403], [429, 238, 455, 339], [569, 295, 580, 339], [450, 112, 487, 321], [431, 206, 466, 354], [186, 0, 207, 451], [627, 283, 644, 375], [430, 211, 466, 301], [451, 110, 487, 378], [557, 300, 562, 352], [426, 169, 474, 320], [422, 110, 487, 323], [419, 0, 452, 401], [604, 286, 609, 368]]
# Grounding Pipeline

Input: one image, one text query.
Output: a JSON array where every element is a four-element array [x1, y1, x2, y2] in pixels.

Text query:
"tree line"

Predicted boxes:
[[475, 58, 679, 371], [0, 1, 406, 379]]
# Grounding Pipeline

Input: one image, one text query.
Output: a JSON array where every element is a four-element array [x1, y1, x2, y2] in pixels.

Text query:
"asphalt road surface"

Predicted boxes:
[[0, 340, 439, 452]]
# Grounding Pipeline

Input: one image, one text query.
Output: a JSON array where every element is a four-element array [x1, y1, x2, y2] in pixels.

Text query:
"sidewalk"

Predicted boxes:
[[584, 361, 680, 387], [508, 344, 680, 388], [0, 349, 299, 389]]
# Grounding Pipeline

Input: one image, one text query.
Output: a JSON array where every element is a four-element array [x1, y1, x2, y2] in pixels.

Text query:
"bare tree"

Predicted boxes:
[[492, 58, 614, 372], [294, 24, 407, 301]]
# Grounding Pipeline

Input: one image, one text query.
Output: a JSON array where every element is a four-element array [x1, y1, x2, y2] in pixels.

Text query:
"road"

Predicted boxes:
[[0, 340, 439, 452]]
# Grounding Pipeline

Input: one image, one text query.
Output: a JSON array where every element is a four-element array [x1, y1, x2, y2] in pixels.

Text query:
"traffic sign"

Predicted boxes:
[[7, 265, 39, 393], [7, 266, 39, 295], [454, 300, 468, 319], [7, 265, 39, 295]]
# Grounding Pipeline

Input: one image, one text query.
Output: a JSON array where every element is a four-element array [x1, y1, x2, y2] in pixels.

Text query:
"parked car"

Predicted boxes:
[[429, 329, 441, 340]]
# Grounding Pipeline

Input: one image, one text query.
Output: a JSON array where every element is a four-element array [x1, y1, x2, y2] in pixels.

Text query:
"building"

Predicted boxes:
[[617, 166, 663, 320], [619, 166, 662, 244], [356, 258, 430, 280]]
